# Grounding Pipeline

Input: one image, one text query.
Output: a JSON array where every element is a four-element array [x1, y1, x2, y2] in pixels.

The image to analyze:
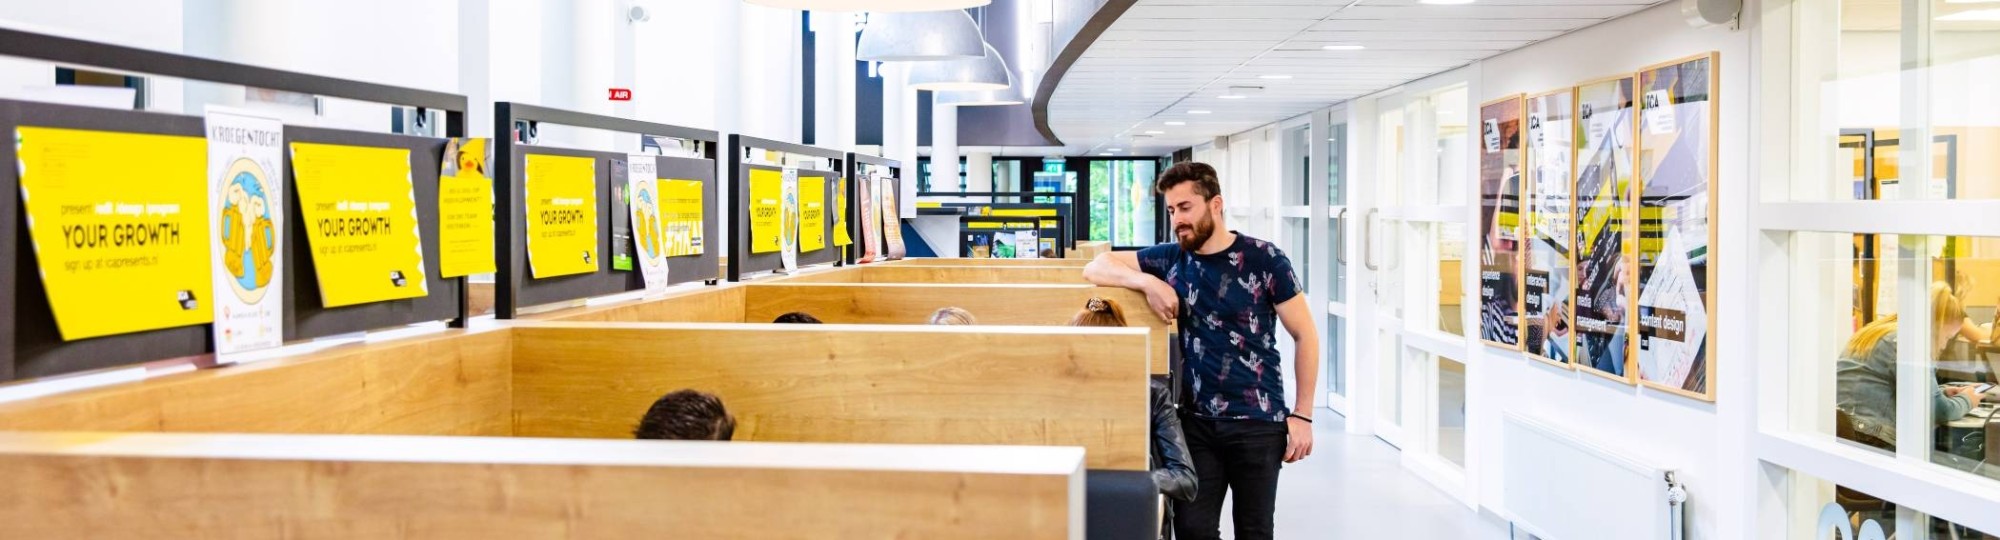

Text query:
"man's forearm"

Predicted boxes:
[[1293, 334, 1320, 413], [1084, 258, 1157, 291]]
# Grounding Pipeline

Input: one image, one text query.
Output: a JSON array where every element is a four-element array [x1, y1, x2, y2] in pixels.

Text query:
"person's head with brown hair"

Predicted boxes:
[[634, 389, 736, 441], [1155, 162, 1227, 252], [1068, 297, 1128, 327], [928, 306, 977, 326], [772, 311, 823, 324], [1843, 281, 1967, 359]]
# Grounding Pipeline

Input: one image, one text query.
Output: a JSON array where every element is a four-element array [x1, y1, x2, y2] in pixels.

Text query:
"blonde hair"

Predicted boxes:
[[928, 307, 976, 326], [1842, 282, 1965, 359], [1067, 297, 1128, 327]]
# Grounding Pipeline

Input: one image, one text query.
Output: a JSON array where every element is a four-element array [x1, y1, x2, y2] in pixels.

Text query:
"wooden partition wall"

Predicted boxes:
[[882, 257, 1090, 267], [1068, 241, 1112, 260], [778, 264, 1088, 285]]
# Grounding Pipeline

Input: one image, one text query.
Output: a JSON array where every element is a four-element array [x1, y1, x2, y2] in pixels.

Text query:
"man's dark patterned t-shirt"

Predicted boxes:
[[1138, 233, 1300, 422]]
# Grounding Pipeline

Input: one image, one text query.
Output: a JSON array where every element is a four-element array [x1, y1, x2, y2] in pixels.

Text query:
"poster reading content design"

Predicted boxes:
[[1573, 76, 1638, 381], [205, 111, 284, 355], [1478, 96, 1526, 350], [659, 178, 704, 257], [625, 154, 668, 292], [1634, 53, 1717, 399], [439, 138, 495, 278], [801, 175, 827, 252], [1525, 90, 1577, 367], [291, 142, 428, 307], [880, 175, 906, 260], [749, 168, 783, 254], [524, 154, 598, 278], [17, 127, 213, 341]]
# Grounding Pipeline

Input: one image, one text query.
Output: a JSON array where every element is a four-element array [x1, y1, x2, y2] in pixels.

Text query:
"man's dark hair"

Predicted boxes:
[[772, 311, 823, 324], [635, 389, 736, 441], [1155, 162, 1223, 199]]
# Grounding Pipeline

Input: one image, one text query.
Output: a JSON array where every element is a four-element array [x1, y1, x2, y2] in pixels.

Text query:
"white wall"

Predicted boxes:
[[0, 1, 185, 112], [1469, 4, 1752, 540]]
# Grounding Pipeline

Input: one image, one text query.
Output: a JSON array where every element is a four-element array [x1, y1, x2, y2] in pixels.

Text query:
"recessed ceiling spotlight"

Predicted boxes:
[[1098, 152, 1114, 156], [1144, 130, 1166, 135], [1322, 44, 1366, 51], [1165, 121, 1187, 126], [1187, 110, 1211, 115], [1259, 74, 1293, 80], [1107, 148, 1123, 152]]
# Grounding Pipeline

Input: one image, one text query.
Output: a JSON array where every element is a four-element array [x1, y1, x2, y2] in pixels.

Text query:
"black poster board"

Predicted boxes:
[[726, 135, 847, 281]]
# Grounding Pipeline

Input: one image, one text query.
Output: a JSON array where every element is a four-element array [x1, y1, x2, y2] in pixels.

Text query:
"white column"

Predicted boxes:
[[931, 97, 960, 193], [812, 11, 856, 151], [715, 0, 741, 242], [965, 151, 993, 193]]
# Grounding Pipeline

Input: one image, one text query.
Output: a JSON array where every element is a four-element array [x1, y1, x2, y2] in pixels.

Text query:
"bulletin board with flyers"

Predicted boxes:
[[844, 152, 902, 265], [0, 26, 470, 382], [727, 135, 846, 282], [491, 102, 720, 319]]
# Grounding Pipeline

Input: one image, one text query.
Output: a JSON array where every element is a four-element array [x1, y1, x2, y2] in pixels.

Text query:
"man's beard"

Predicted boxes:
[[1175, 213, 1215, 252]]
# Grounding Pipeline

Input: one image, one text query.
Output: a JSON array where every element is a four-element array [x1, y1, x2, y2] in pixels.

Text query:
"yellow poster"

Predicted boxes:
[[833, 177, 852, 247], [525, 154, 599, 278], [439, 137, 496, 278], [660, 179, 704, 257], [801, 176, 826, 251], [17, 127, 212, 340], [749, 168, 783, 254], [291, 142, 428, 307]]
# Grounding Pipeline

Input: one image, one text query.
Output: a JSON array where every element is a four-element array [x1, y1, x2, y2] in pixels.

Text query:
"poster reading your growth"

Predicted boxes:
[[1524, 90, 1576, 367], [291, 142, 428, 307], [750, 167, 783, 254], [17, 127, 213, 341], [439, 137, 495, 278], [1478, 96, 1525, 350], [801, 174, 826, 252], [1573, 76, 1638, 381], [524, 154, 598, 278], [1634, 53, 1717, 399]]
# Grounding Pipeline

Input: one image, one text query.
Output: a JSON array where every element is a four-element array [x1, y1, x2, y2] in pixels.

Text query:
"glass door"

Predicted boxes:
[[1087, 159, 1160, 248]]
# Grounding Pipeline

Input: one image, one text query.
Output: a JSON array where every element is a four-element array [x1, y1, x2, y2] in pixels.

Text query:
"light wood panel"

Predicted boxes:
[[511, 322, 1151, 470], [852, 265, 1089, 285], [0, 432, 1083, 539], [528, 285, 748, 323], [1068, 241, 1112, 260], [882, 257, 1090, 267], [0, 330, 511, 436], [743, 283, 1174, 374]]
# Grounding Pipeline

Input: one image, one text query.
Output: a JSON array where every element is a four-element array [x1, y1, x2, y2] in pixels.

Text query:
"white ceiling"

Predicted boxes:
[[1046, 0, 1664, 156]]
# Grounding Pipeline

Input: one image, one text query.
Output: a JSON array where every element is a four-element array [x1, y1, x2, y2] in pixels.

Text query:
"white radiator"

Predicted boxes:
[[1501, 413, 1687, 540]]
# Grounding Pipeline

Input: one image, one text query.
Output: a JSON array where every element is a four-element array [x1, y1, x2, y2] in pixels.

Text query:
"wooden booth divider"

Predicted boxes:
[[1068, 241, 1113, 260], [880, 257, 1091, 268], [777, 264, 1089, 285]]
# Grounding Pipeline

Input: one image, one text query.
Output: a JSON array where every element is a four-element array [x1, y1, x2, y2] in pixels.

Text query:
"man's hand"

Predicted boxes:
[[1144, 280, 1180, 322], [1949, 385, 1986, 408], [1284, 416, 1314, 463]]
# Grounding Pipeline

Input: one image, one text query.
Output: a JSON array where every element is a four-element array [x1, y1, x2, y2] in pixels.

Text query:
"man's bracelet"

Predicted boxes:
[[1287, 413, 1312, 424]]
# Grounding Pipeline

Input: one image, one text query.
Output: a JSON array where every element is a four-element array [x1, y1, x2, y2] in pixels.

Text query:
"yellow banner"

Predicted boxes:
[[833, 177, 852, 247], [291, 142, 428, 307], [801, 176, 826, 251], [439, 138, 495, 278], [991, 208, 1056, 217], [525, 154, 599, 278], [750, 168, 782, 254], [659, 179, 704, 257], [18, 127, 213, 340]]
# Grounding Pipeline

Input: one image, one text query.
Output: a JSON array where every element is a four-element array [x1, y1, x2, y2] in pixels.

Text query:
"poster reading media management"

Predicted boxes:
[[1634, 53, 1718, 400], [17, 127, 213, 341], [1524, 90, 1577, 368], [1572, 76, 1638, 382], [206, 109, 285, 355], [1477, 95, 1526, 350]]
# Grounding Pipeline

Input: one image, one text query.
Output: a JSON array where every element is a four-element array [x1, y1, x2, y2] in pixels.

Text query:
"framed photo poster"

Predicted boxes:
[[1478, 95, 1526, 350], [1572, 75, 1638, 383], [1524, 89, 1577, 369], [1634, 52, 1718, 401]]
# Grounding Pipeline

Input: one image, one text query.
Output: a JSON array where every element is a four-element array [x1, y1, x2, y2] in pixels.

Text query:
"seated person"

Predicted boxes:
[[928, 307, 976, 326], [1836, 282, 1987, 449], [1068, 297, 1197, 502], [773, 311, 823, 324], [634, 389, 736, 441]]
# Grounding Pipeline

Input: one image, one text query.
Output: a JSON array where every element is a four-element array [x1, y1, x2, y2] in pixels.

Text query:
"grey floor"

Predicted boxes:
[[1203, 409, 1510, 539]]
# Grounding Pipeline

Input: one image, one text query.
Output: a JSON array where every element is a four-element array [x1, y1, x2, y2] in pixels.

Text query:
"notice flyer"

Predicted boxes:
[[660, 179, 704, 257], [206, 109, 285, 355], [879, 174, 905, 260], [626, 154, 669, 292], [780, 167, 800, 272], [438, 137, 496, 278], [801, 174, 827, 252], [524, 154, 599, 278], [833, 176, 852, 247], [749, 168, 783, 254], [857, 174, 880, 263], [17, 127, 214, 341], [291, 142, 428, 307]]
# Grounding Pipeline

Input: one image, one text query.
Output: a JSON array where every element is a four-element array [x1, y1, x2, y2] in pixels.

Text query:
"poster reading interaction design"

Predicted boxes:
[[801, 175, 826, 252], [438, 137, 495, 278], [1524, 90, 1577, 367], [659, 178, 703, 257], [291, 142, 428, 307], [1478, 95, 1526, 350], [749, 167, 783, 254], [1634, 53, 1718, 400], [205, 110, 284, 355], [18, 127, 213, 341], [524, 154, 598, 278], [1573, 76, 1638, 382]]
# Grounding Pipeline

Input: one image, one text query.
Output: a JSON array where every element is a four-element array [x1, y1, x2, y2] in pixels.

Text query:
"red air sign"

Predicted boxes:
[[608, 88, 633, 101]]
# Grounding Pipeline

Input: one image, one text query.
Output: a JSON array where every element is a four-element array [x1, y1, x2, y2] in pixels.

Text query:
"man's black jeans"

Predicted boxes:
[[1170, 412, 1288, 540]]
